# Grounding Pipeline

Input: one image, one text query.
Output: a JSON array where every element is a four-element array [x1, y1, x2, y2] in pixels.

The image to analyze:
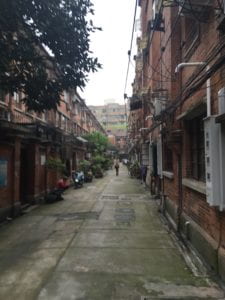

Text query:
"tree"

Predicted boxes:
[[83, 131, 108, 155], [0, 0, 101, 112]]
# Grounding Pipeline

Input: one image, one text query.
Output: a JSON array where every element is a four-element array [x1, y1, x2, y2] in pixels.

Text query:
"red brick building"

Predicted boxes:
[[0, 89, 105, 221], [128, 0, 225, 282]]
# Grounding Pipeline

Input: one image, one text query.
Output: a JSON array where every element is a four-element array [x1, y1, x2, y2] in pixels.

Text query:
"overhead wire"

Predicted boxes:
[[130, 59, 174, 83], [123, 0, 138, 96], [132, 0, 225, 119]]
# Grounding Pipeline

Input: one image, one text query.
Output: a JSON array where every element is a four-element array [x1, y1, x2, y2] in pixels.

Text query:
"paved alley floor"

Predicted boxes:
[[0, 166, 224, 299]]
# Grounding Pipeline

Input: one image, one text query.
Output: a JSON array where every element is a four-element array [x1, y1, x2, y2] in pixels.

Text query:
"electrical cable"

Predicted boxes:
[[124, 0, 138, 95], [130, 59, 174, 83], [160, 52, 225, 119]]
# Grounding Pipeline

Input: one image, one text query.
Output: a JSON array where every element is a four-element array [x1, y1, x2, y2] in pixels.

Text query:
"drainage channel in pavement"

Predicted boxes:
[[54, 212, 100, 221]]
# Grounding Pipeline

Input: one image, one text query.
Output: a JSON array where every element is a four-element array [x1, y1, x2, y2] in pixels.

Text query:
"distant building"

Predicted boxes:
[[89, 102, 128, 154], [104, 99, 116, 105]]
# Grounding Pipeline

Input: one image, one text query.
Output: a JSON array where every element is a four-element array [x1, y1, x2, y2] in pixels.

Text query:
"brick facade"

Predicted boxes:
[[0, 90, 105, 221], [129, 0, 225, 282]]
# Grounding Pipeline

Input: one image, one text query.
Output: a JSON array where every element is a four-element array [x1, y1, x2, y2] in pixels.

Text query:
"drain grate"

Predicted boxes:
[[114, 207, 135, 223], [55, 212, 100, 221], [115, 208, 134, 214], [102, 195, 119, 200], [116, 200, 133, 207]]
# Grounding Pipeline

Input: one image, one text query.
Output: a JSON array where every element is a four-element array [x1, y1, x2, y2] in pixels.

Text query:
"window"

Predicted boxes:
[[14, 92, 22, 109], [0, 89, 7, 102], [163, 145, 173, 172], [184, 17, 200, 60], [189, 115, 205, 182]]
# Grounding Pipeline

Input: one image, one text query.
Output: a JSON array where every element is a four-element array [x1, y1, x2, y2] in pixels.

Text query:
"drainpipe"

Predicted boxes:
[[175, 63, 211, 116], [206, 65, 211, 117], [159, 124, 165, 212], [175, 62, 212, 235], [175, 62, 206, 74]]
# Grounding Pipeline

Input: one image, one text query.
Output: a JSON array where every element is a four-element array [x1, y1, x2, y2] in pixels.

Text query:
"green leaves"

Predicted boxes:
[[0, 0, 101, 111], [83, 132, 108, 155]]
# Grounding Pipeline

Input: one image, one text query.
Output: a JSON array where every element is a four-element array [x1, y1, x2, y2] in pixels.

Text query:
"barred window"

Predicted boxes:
[[163, 144, 173, 172], [184, 17, 200, 60], [189, 115, 205, 182]]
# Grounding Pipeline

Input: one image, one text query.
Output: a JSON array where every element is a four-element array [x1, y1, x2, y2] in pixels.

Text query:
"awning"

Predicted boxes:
[[76, 136, 88, 143]]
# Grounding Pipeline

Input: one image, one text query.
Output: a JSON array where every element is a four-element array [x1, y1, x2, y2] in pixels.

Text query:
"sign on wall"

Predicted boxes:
[[41, 155, 46, 166], [0, 159, 8, 187]]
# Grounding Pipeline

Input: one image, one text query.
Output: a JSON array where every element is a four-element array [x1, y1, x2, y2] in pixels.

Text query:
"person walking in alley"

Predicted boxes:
[[115, 160, 120, 176]]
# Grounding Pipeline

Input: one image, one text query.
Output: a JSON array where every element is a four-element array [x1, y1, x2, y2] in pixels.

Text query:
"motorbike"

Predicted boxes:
[[72, 171, 84, 189]]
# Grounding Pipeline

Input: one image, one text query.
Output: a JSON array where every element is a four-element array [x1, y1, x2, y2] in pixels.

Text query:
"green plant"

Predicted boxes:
[[102, 157, 113, 170], [78, 160, 93, 182], [0, 0, 101, 112], [46, 158, 66, 174], [83, 132, 108, 155], [78, 159, 91, 173], [92, 164, 103, 178], [91, 155, 105, 168]]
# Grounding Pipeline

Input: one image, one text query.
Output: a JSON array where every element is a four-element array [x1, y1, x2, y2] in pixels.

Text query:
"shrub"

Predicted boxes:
[[78, 159, 93, 182], [78, 159, 91, 173], [46, 158, 66, 174], [92, 164, 103, 178]]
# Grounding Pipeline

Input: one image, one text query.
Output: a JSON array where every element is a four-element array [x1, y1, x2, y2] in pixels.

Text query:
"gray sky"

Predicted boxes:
[[81, 0, 137, 106]]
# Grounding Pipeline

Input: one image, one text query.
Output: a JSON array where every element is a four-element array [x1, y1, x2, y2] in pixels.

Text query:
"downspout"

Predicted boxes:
[[160, 124, 166, 214], [206, 65, 211, 117], [175, 62, 206, 73], [175, 61, 209, 233]]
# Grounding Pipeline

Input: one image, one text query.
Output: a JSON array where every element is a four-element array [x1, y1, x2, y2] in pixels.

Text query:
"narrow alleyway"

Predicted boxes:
[[0, 166, 224, 299]]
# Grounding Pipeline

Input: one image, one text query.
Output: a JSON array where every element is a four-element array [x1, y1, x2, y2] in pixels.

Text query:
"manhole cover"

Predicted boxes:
[[114, 208, 135, 223], [102, 195, 119, 200], [116, 201, 133, 207], [115, 208, 134, 214], [55, 212, 100, 221]]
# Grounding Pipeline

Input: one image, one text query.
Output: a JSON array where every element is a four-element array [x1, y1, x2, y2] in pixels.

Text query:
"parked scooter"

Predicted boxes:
[[72, 171, 84, 189]]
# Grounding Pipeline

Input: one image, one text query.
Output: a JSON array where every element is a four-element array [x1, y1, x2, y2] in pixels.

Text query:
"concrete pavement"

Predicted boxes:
[[0, 166, 224, 299]]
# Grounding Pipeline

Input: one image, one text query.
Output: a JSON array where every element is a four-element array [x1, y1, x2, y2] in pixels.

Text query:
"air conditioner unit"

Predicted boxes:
[[154, 98, 165, 116], [152, 0, 163, 20], [204, 116, 225, 211], [178, 0, 213, 16], [151, 0, 164, 31], [218, 87, 225, 115]]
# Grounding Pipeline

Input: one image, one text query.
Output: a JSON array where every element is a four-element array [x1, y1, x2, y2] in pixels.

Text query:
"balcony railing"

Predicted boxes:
[[12, 109, 34, 124]]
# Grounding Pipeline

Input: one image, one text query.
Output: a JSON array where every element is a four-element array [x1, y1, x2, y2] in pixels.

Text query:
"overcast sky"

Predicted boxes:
[[81, 0, 138, 106]]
